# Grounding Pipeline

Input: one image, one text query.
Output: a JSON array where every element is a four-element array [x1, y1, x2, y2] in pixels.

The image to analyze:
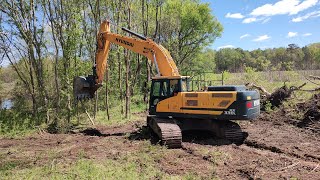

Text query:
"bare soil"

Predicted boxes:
[[1, 111, 319, 179]]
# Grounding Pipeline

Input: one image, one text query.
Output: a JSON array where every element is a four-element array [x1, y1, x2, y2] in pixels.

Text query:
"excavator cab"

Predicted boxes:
[[149, 77, 189, 115]]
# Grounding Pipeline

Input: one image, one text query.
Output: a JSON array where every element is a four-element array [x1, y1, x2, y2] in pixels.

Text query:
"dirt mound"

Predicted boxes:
[[259, 93, 320, 133], [295, 93, 320, 131], [81, 128, 104, 136]]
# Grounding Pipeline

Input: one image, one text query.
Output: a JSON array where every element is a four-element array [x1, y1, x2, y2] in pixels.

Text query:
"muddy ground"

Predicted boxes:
[[0, 111, 319, 179]]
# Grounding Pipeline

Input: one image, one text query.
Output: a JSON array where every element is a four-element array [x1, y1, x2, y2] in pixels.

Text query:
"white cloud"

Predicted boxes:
[[225, 13, 245, 19], [291, 10, 320, 22], [242, 17, 271, 24], [262, 18, 271, 24], [302, 33, 312, 36], [253, 35, 271, 42], [250, 0, 318, 17], [242, 17, 258, 23], [287, 32, 298, 37], [217, 45, 235, 49], [240, 34, 250, 39]]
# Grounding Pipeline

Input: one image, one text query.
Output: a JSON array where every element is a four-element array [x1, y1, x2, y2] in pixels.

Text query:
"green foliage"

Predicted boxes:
[[215, 48, 243, 72], [185, 48, 216, 74], [1, 0, 319, 137], [161, 0, 222, 68], [264, 101, 273, 113], [0, 110, 36, 137], [244, 66, 257, 82], [215, 44, 320, 73], [222, 70, 231, 82], [90, 101, 146, 127]]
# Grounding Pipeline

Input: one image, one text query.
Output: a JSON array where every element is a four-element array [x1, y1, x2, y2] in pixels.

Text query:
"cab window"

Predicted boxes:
[[152, 81, 169, 97], [169, 80, 179, 96], [181, 78, 190, 92], [152, 81, 161, 96]]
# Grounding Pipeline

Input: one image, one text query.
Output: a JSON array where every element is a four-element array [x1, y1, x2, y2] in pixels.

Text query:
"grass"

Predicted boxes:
[[195, 70, 319, 88], [94, 102, 146, 126], [0, 96, 147, 137], [1, 158, 172, 180], [205, 70, 319, 99], [0, 141, 214, 180], [71, 100, 146, 128], [0, 111, 37, 138]]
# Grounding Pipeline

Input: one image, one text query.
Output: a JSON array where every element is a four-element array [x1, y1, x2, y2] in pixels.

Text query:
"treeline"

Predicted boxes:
[[213, 43, 320, 73], [0, 0, 222, 129]]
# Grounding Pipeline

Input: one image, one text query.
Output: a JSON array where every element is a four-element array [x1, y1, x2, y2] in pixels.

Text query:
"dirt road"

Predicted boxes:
[[0, 112, 319, 179]]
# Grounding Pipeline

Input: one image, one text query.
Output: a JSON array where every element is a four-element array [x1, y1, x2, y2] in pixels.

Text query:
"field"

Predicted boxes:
[[1, 112, 320, 179], [1, 71, 319, 179]]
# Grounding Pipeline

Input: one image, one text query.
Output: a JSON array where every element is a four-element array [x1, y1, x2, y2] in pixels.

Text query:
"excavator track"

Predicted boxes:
[[147, 116, 182, 149], [223, 121, 246, 145]]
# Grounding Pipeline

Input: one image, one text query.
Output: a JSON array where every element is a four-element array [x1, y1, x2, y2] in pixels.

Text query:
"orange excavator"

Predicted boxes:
[[73, 20, 260, 148]]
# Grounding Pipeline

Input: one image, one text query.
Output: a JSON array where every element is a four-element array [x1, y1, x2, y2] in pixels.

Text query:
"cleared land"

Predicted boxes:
[[1, 109, 319, 179], [1, 71, 319, 179]]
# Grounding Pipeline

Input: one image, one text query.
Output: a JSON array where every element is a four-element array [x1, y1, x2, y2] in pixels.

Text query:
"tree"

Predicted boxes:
[[189, 48, 216, 73], [160, 0, 223, 70], [286, 44, 304, 70], [0, 0, 49, 118], [215, 48, 243, 72]]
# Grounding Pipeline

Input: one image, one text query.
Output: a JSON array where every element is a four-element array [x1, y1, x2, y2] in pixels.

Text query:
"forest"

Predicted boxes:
[[0, 0, 221, 129]]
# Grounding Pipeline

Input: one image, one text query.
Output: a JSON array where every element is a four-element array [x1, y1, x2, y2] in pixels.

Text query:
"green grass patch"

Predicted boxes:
[[0, 142, 209, 179], [73, 100, 146, 127], [0, 110, 37, 138]]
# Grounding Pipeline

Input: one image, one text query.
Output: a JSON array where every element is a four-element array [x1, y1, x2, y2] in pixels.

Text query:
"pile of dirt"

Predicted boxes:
[[295, 93, 320, 131], [261, 93, 320, 133]]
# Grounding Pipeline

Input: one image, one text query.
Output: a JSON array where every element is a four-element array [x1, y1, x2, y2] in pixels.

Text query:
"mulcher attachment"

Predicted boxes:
[[73, 75, 100, 101]]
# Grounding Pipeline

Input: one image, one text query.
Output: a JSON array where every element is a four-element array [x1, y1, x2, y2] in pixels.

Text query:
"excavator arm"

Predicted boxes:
[[73, 20, 180, 100]]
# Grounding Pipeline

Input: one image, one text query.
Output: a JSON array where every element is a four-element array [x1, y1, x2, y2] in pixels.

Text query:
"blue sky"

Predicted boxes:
[[202, 0, 320, 50]]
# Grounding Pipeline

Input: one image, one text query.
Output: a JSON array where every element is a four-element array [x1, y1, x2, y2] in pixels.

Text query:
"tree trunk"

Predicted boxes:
[[105, 70, 110, 120], [142, 0, 150, 104], [125, 49, 130, 118]]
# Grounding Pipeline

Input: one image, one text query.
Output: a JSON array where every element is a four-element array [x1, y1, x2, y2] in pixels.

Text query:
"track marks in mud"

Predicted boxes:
[[244, 139, 320, 163]]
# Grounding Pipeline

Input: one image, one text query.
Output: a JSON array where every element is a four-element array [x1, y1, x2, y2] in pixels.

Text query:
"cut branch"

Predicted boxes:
[[245, 83, 271, 96], [309, 75, 320, 80]]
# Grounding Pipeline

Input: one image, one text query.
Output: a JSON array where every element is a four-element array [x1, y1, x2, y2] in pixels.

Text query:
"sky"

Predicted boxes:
[[202, 0, 320, 50]]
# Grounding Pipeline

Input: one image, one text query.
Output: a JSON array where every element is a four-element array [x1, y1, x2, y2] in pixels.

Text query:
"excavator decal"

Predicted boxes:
[[115, 38, 134, 47]]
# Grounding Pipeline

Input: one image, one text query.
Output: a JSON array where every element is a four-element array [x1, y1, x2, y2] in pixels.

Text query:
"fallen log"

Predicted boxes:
[[246, 83, 308, 109], [245, 83, 271, 96]]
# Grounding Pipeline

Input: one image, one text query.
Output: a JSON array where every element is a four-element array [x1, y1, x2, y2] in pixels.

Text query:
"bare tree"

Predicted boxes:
[[0, 0, 49, 119]]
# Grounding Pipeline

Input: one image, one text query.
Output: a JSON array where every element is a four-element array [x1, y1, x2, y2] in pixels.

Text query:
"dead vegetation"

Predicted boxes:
[[246, 75, 320, 110], [246, 76, 320, 133]]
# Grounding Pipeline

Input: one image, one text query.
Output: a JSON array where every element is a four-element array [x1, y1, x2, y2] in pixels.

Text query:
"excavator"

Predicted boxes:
[[73, 20, 260, 148]]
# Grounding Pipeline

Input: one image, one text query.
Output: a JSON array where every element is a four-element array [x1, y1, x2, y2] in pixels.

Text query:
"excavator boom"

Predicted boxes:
[[74, 20, 180, 100]]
